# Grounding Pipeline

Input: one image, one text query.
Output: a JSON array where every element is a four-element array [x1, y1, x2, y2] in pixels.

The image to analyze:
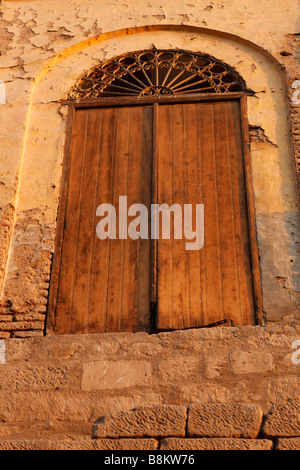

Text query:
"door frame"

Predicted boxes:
[[46, 92, 263, 334]]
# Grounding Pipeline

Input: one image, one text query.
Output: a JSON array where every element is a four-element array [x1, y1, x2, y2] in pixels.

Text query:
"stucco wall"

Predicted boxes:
[[0, 0, 299, 337]]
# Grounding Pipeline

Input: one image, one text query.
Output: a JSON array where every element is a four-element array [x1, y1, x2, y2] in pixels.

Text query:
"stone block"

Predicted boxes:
[[157, 357, 199, 382], [229, 350, 274, 375], [92, 405, 187, 439], [187, 403, 263, 438], [0, 332, 10, 339], [276, 438, 300, 450], [50, 438, 158, 450], [0, 438, 159, 450], [0, 439, 49, 450], [81, 360, 152, 391], [0, 321, 44, 331], [0, 365, 68, 391], [263, 402, 300, 437], [160, 438, 273, 450], [265, 377, 300, 403]]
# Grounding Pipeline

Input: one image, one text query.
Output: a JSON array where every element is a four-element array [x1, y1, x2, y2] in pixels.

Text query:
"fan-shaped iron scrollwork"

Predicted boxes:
[[69, 49, 246, 99]]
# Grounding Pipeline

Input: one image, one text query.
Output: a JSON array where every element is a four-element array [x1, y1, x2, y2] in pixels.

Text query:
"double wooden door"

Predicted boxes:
[[49, 98, 257, 334]]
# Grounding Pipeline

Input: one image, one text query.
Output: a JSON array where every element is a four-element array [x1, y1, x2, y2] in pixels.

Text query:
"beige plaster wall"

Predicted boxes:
[[0, 0, 299, 337]]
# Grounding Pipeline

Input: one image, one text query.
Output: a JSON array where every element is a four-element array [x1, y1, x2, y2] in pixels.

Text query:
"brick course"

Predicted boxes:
[[3, 402, 300, 450], [160, 438, 273, 451]]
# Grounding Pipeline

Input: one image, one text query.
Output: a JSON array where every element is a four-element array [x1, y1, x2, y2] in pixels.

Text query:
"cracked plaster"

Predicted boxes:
[[0, 1, 299, 335]]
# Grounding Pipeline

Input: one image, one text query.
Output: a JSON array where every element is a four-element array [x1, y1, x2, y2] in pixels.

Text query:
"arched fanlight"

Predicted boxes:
[[69, 49, 247, 99]]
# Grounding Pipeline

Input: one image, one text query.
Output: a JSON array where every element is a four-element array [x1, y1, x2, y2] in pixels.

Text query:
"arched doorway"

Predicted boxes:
[[48, 49, 260, 334]]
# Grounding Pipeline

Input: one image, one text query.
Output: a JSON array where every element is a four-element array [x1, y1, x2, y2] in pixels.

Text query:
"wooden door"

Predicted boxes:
[[49, 97, 256, 334], [156, 100, 255, 329]]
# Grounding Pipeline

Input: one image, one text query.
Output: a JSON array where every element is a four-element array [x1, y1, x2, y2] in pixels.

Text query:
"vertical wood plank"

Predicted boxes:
[[120, 106, 151, 331], [136, 106, 153, 330], [185, 103, 205, 326], [168, 104, 189, 329], [198, 102, 224, 324], [88, 107, 117, 332], [213, 101, 241, 324], [151, 103, 158, 311], [69, 108, 102, 333], [105, 107, 131, 331], [156, 104, 173, 329], [227, 100, 255, 325]]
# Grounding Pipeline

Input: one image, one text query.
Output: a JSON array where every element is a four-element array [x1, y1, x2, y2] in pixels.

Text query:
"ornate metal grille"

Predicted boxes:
[[69, 49, 246, 99]]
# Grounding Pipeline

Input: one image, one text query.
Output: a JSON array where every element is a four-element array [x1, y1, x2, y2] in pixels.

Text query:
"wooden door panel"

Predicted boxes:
[[156, 101, 255, 330], [54, 106, 153, 334]]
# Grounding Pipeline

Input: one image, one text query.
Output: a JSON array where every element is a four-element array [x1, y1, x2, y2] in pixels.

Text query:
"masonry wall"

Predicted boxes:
[[0, 325, 300, 448]]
